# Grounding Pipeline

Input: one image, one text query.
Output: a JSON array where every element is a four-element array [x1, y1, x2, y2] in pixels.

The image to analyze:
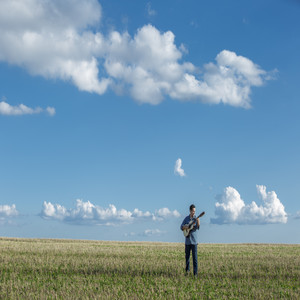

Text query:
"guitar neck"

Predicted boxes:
[[187, 211, 205, 227]]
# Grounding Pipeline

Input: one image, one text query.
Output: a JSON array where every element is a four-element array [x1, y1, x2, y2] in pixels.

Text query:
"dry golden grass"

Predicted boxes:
[[0, 237, 299, 299]]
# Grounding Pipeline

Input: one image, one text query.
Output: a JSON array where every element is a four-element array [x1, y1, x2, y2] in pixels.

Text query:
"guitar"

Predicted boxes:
[[183, 211, 205, 237]]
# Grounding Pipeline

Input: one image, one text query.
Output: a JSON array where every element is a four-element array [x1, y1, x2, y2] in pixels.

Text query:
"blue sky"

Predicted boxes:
[[0, 0, 299, 243]]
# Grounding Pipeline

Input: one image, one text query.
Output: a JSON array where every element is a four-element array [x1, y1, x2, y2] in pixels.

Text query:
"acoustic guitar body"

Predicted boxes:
[[182, 211, 205, 237], [183, 229, 190, 237]]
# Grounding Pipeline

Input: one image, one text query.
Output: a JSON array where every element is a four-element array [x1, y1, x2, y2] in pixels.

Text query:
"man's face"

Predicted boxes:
[[190, 208, 195, 218]]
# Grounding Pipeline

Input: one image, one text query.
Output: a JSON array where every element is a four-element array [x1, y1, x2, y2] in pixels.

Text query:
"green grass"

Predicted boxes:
[[0, 238, 299, 299]]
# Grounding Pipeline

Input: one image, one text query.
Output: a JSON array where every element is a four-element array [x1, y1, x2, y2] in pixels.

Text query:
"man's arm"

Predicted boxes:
[[196, 218, 200, 229], [180, 217, 189, 231]]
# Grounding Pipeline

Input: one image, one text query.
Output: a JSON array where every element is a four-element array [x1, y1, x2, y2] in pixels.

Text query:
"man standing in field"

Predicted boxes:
[[180, 204, 201, 276]]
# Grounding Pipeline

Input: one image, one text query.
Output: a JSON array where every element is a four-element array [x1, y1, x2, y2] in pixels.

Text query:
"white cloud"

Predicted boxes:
[[295, 211, 300, 219], [46, 106, 56, 116], [0, 0, 273, 108], [0, 0, 109, 95], [124, 232, 137, 237], [41, 201, 68, 221], [155, 207, 181, 219], [171, 50, 269, 108], [211, 185, 288, 225], [40, 200, 180, 225], [146, 2, 157, 17], [0, 101, 55, 116], [124, 228, 166, 237], [143, 229, 166, 236], [0, 204, 19, 221], [174, 158, 186, 177]]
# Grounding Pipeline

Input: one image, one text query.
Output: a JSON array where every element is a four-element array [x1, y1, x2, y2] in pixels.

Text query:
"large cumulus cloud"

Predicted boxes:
[[211, 185, 288, 225], [0, 0, 272, 108]]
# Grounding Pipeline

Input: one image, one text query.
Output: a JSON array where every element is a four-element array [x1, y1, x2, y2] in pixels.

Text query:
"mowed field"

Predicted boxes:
[[0, 238, 299, 299]]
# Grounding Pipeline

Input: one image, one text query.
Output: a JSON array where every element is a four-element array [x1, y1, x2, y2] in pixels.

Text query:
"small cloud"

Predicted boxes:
[[41, 201, 67, 221], [46, 106, 56, 116], [0, 204, 19, 224], [190, 20, 199, 28], [0, 204, 19, 217], [0, 101, 42, 116], [143, 229, 166, 237], [0, 100, 55, 117], [174, 158, 186, 177], [295, 211, 300, 219], [265, 68, 279, 81], [124, 228, 167, 237], [124, 232, 137, 237], [211, 185, 288, 225], [146, 2, 156, 17], [179, 43, 188, 55], [40, 200, 180, 225], [155, 207, 180, 220]]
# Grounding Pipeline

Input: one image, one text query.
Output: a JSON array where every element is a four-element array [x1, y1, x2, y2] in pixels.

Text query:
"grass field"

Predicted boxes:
[[0, 238, 299, 299]]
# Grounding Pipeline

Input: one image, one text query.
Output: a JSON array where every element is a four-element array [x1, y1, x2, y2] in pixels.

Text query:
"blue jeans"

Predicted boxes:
[[185, 244, 198, 275]]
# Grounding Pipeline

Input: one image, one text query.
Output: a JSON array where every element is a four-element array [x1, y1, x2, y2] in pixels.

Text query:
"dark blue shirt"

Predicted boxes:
[[180, 215, 200, 245]]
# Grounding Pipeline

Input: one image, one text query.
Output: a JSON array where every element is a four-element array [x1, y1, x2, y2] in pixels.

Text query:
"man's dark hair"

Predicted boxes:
[[189, 204, 195, 211]]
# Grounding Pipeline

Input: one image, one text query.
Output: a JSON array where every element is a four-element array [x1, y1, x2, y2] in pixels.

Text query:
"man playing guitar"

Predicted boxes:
[[180, 204, 205, 276]]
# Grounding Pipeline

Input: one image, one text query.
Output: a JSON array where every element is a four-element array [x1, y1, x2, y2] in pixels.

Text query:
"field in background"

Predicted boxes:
[[0, 238, 299, 299]]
